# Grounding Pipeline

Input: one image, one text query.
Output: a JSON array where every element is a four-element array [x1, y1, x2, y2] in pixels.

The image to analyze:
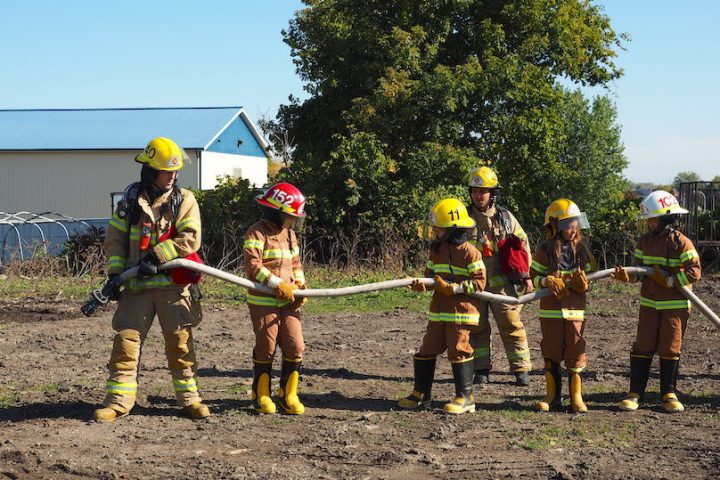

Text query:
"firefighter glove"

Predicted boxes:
[[567, 268, 589, 293], [277, 281, 297, 302], [433, 275, 458, 296], [409, 279, 426, 292], [649, 264, 673, 288], [544, 275, 569, 299], [611, 266, 632, 283], [292, 283, 308, 309], [137, 252, 160, 278], [107, 274, 122, 301]]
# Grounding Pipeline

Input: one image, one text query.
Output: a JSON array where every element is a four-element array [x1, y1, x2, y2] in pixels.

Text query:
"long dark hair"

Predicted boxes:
[[540, 230, 590, 271]]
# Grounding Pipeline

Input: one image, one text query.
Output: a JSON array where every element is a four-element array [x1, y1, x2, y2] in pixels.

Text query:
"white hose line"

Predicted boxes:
[[159, 260, 720, 328]]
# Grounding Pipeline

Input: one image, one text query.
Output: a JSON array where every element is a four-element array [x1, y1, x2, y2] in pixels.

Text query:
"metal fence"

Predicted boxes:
[[678, 181, 720, 269], [0, 211, 106, 267]]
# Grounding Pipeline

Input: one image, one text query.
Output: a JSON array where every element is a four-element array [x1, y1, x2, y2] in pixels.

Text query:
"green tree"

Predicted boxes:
[[271, 0, 626, 259], [673, 171, 701, 189]]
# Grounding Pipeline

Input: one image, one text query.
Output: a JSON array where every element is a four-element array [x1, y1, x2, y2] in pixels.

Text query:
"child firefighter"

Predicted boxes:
[[243, 182, 308, 415], [612, 190, 701, 413], [399, 198, 487, 414], [530, 199, 597, 413]]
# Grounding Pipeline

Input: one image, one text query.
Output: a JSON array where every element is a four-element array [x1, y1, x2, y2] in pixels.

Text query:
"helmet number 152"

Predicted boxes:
[[271, 188, 295, 206]]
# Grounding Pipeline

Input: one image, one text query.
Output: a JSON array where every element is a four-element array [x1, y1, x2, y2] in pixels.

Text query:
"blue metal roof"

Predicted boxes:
[[0, 107, 251, 150]]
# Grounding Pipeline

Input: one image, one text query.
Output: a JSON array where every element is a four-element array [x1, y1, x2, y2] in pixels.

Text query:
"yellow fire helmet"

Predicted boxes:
[[467, 166, 499, 189], [544, 198, 590, 232], [134, 137, 189, 171], [430, 198, 476, 229]]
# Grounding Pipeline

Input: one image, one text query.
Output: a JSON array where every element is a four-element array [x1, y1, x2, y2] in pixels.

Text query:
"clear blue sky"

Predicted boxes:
[[1, 0, 717, 184]]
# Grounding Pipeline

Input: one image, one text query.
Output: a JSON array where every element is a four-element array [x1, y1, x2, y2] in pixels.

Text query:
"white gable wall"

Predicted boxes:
[[200, 151, 267, 189]]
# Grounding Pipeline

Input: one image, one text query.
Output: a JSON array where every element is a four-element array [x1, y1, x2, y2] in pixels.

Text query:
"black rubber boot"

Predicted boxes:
[[536, 359, 562, 412], [443, 361, 475, 414], [515, 371, 530, 387], [660, 358, 684, 413], [619, 355, 652, 411], [474, 369, 490, 385], [398, 356, 436, 409]]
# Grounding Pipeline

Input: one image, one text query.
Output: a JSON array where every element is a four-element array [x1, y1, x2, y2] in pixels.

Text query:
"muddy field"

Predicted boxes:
[[1, 278, 720, 479]]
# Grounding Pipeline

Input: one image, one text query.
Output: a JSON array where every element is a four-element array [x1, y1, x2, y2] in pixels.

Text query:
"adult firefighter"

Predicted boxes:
[[612, 190, 701, 413], [244, 182, 308, 415], [94, 137, 208, 422], [466, 166, 533, 386], [400, 198, 487, 414], [531, 199, 597, 413]]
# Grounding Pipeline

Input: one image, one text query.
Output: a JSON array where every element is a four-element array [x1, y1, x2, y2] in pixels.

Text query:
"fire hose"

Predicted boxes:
[[81, 260, 720, 329]]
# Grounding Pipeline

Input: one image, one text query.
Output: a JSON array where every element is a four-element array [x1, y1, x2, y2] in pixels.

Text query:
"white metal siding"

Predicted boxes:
[[200, 151, 267, 189], [0, 150, 200, 219]]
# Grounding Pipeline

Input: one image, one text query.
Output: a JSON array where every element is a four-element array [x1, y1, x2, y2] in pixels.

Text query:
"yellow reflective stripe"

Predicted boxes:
[[539, 309, 585, 320], [473, 347, 490, 358], [247, 294, 291, 307], [467, 260, 485, 273], [157, 239, 178, 261], [108, 255, 125, 268], [506, 348, 531, 361], [679, 249, 699, 262], [126, 275, 174, 289], [430, 263, 470, 277], [426, 260, 434, 269], [108, 215, 129, 233], [293, 270, 305, 282], [106, 380, 137, 394], [634, 250, 682, 267], [489, 274, 509, 287], [173, 378, 198, 392], [676, 271, 690, 286], [462, 280, 476, 294], [583, 263, 593, 272], [244, 239, 265, 249], [531, 260, 548, 274], [569, 366, 585, 373], [428, 312, 480, 324], [640, 297, 690, 310], [533, 275, 545, 289], [176, 218, 200, 233], [256, 267, 271, 283], [129, 226, 140, 241], [263, 248, 296, 260]]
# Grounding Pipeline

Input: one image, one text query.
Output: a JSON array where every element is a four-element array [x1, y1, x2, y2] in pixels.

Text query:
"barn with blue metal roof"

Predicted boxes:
[[0, 107, 270, 219]]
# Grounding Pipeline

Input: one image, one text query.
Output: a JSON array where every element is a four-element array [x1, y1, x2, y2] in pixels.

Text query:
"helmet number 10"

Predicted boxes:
[[271, 188, 295, 207]]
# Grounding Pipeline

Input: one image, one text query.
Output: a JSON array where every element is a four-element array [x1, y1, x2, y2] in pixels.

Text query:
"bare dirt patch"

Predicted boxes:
[[1, 279, 719, 479]]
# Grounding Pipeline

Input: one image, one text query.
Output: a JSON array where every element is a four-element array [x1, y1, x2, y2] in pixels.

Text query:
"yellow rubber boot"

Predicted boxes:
[[252, 360, 276, 414], [184, 402, 211, 419], [536, 359, 562, 412], [398, 356, 436, 410], [443, 360, 476, 415], [278, 359, 305, 415], [662, 393, 685, 413], [618, 393, 641, 411], [569, 371, 587, 413], [93, 406, 127, 423]]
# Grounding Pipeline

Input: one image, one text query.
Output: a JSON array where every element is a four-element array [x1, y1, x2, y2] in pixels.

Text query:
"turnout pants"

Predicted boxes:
[[469, 284, 531, 372], [249, 304, 305, 362], [103, 287, 203, 413], [631, 306, 690, 360], [539, 317, 587, 373], [417, 322, 474, 363]]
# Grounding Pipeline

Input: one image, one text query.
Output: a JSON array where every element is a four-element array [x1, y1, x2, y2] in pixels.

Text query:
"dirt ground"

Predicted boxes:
[[1, 278, 720, 479]]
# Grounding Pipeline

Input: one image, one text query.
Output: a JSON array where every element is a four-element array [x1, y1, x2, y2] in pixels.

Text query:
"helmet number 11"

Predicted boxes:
[[448, 209, 460, 221]]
